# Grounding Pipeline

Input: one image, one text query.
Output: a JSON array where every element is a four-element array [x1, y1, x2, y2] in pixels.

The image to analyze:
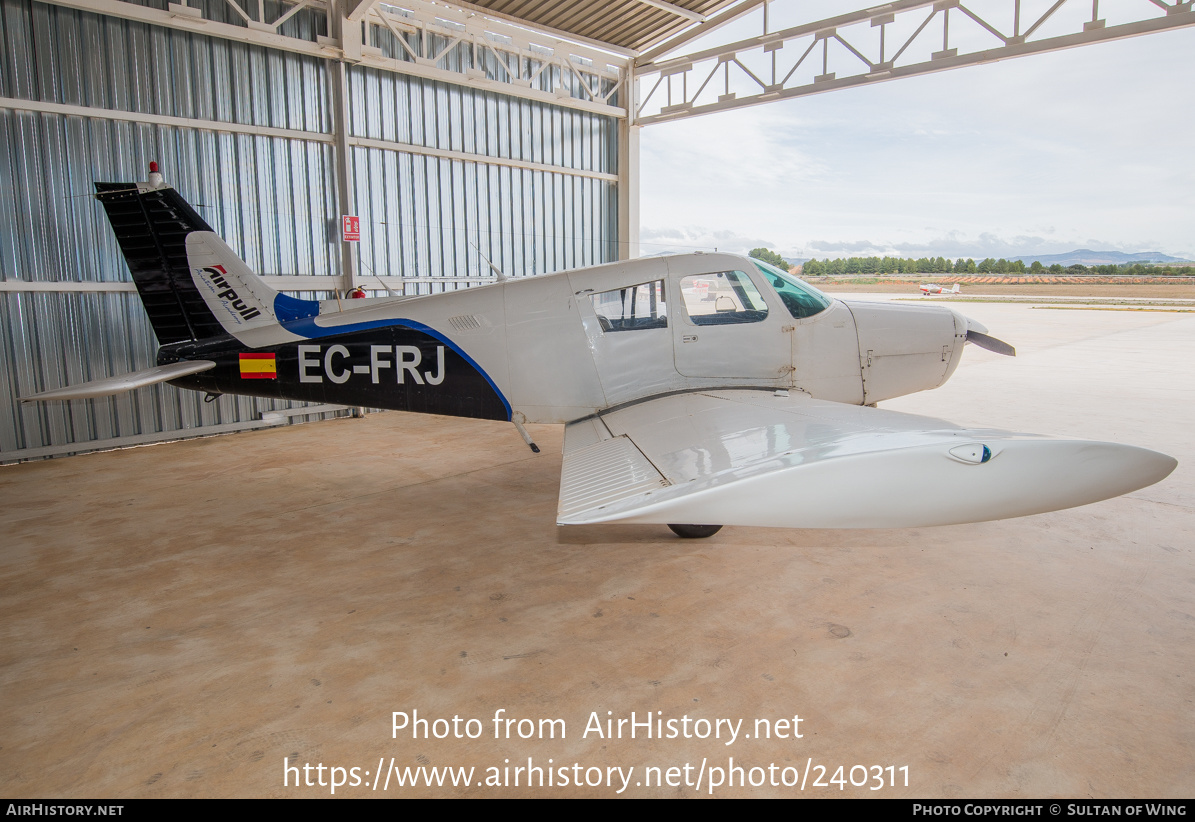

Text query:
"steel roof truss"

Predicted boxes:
[[635, 0, 1195, 123], [41, 0, 630, 118]]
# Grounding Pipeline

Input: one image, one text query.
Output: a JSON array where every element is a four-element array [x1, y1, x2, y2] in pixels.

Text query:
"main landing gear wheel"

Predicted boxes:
[[667, 524, 723, 539]]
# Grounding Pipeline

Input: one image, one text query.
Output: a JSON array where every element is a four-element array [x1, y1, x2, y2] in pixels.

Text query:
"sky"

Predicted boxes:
[[636, 4, 1195, 262]]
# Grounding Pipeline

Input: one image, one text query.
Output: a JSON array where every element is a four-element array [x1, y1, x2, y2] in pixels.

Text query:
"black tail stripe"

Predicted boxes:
[[95, 183, 225, 345]]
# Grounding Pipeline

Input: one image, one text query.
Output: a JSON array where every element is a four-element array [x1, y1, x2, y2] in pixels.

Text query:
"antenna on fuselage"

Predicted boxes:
[[358, 258, 400, 297], [372, 274, 399, 297], [471, 242, 507, 282]]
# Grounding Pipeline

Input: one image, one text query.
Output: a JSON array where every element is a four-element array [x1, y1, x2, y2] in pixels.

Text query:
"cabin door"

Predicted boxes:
[[670, 268, 793, 381]]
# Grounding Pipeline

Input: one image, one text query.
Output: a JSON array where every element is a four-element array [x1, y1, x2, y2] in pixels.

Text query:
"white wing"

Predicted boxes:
[[557, 389, 1175, 529]]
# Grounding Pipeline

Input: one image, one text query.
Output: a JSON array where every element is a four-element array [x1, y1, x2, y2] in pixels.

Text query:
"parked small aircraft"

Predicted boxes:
[[23, 168, 1176, 538], [920, 283, 961, 295]]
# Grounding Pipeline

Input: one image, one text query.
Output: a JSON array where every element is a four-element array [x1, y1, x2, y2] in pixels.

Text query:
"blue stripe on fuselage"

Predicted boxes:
[[278, 313, 512, 420], [274, 293, 320, 322]]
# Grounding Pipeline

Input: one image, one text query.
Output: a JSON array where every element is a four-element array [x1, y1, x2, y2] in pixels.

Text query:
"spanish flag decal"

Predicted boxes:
[[239, 352, 277, 379]]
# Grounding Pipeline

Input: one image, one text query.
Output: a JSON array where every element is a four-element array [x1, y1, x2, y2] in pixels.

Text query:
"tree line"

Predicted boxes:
[[795, 256, 1192, 277]]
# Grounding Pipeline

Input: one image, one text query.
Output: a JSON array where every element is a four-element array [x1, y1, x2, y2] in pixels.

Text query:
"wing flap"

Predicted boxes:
[[558, 390, 1176, 529], [21, 361, 217, 401], [558, 418, 669, 524]]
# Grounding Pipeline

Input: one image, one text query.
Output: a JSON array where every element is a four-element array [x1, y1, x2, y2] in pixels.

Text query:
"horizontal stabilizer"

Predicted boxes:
[[557, 390, 1176, 529], [21, 361, 217, 402]]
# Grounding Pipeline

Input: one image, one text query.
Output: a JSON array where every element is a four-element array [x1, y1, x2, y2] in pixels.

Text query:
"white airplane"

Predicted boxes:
[[23, 168, 1176, 539], [920, 282, 961, 295]]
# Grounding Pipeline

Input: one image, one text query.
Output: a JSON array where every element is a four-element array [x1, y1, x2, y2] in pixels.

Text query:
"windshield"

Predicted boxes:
[[751, 260, 832, 319]]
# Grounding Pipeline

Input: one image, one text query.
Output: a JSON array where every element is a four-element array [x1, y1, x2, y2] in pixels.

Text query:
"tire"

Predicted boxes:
[[667, 524, 723, 539]]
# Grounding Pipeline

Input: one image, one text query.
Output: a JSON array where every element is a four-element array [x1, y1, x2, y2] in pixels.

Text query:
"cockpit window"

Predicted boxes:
[[590, 280, 667, 332], [751, 260, 832, 319], [678, 271, 769, 325]]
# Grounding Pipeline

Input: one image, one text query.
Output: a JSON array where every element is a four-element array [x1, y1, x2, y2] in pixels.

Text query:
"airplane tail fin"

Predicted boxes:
[[95, 179, 227, 344], [952, 283, 961, 293], [95, 169, 317, 345]]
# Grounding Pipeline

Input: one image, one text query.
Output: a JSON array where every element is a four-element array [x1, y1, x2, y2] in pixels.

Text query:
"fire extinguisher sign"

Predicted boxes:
[[342, 215, 360, 242]]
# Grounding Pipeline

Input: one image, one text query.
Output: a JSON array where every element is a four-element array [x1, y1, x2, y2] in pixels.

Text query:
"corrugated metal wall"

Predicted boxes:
[[0, 0, 619, 460], [350, 65, 617, 288]]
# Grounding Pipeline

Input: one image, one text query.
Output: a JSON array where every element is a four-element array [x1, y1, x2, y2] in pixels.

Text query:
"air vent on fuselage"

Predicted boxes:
[[448, 314, 490, 332]]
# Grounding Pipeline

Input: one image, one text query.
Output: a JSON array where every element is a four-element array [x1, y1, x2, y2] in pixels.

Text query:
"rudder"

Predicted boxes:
[[95, 181, 227, 344]]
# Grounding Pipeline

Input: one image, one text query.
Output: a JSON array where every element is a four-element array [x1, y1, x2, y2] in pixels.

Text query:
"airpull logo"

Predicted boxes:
[[202, 265, 261, 322]]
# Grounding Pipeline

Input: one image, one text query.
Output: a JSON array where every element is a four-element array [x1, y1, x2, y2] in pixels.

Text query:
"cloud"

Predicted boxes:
[[638, 30, 1195, 260], [638, 225, 785, 256]]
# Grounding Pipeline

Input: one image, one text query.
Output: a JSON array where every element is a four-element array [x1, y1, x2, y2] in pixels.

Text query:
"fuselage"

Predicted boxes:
[[163, 252, 969, 424]]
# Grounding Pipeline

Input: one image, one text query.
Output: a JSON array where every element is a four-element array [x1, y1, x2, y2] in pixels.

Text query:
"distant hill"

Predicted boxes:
[[1011, 249, 1190, 267]]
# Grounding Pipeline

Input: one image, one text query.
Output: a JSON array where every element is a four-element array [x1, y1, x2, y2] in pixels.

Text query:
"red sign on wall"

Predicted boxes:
[[342, 215, 360, 242]]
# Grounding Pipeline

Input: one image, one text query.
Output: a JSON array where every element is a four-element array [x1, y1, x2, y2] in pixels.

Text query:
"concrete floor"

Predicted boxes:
[[2, 296, 1192, 798]]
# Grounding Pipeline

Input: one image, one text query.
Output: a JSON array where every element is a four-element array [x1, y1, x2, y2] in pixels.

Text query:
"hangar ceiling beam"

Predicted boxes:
[[634, 0, 709, 25], [634, 0, 1195, 124], [348, 0, 627, 118], [428, 0, 640, 57], [637, 0, 770, 63], [345, 0, 382, 22], [43, 0, 333, 56], [40, 0, 630, 119]]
